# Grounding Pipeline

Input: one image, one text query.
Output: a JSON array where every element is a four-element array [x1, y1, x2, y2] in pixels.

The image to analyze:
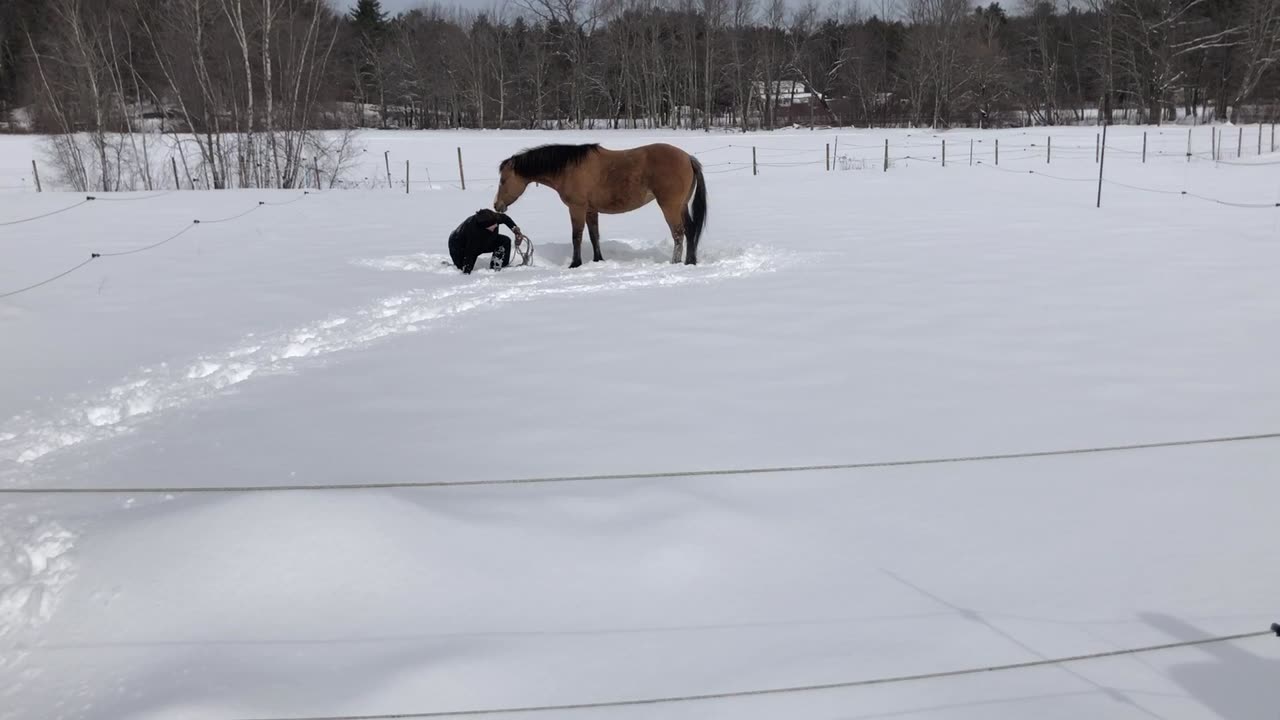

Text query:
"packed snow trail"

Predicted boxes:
[[0, 243, 781, 478]]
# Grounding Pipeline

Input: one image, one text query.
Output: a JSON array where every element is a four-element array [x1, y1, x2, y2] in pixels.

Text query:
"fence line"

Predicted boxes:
[[3, 430, 1276, 495], [235, 626, 1279, 719], [0, 193, 310, 300], [0, 256, 101, 299], [978, 163, 1093, 183], [96, 223, 201, 259], [0, 197, 93, 227], [976, 161, 1279, 208], [6, 126, 1274, 195], [88, 190, 178, 203], [203, 130, 1279, 192]]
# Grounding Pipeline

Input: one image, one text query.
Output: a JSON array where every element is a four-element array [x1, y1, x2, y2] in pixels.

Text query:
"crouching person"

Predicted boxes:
[[448, 208, 527, 274]]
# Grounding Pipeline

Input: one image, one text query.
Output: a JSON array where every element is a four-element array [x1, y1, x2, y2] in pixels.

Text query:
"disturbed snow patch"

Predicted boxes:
[[0, 513, 76, 649], [354, 252, 457, 273], [0, 244, 785, 472]]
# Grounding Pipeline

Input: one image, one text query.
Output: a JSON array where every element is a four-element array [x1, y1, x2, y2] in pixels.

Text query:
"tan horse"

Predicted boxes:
[[494, 143, 708, 267]]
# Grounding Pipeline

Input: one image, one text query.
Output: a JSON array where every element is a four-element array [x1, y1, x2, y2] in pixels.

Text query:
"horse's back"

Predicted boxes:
[[639, 143, 695, 197], [637, 142, 692, 165], [582, 143, 695, 214]]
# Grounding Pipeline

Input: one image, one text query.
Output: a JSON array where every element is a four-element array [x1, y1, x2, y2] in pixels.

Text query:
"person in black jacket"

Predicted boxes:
[[448, 209, 527, 274]]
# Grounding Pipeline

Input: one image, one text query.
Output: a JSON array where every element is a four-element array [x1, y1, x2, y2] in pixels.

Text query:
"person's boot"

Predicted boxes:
[[490, 245, 506, 271]]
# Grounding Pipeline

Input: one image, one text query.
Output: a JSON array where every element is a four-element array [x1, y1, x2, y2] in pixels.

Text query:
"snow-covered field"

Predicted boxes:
[[2, 126, 1279, 720]]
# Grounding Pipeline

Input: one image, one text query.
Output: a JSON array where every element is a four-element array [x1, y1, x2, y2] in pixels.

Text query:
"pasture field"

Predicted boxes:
[[2, 126, 1279, 720]]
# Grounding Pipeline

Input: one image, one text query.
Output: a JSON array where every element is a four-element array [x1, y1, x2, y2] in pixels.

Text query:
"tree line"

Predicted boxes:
[[0, 0, 1276, 184]]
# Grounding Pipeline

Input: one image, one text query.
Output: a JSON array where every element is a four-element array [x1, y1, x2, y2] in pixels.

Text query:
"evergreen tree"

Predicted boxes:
[[350, 0, 390, 40], [348, 0, 391, 125]]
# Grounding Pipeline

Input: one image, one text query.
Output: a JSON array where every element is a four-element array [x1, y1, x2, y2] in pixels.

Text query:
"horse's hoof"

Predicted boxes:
[[569, 259, 582, 269]]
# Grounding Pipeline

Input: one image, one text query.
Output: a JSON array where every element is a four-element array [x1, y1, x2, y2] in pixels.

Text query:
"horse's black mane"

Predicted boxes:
[[500, 143, 600, 179]]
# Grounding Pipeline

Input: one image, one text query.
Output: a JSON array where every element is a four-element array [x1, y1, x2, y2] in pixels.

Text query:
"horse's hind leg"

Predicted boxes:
[[587, 211, 604, 262], [568, 204, 587, 268], [660, 199, 684, 264]]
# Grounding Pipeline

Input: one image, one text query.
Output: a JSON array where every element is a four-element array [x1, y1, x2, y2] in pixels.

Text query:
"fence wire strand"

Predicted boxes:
[[977, 158, 1279, 205], [233, 627, 1279, 719], [4, 431, 1277, 495], [0, 198, 92, 227], [0, 255, 99, 299], [97, 223, 200, 258], [89, 190, 177, 202], [1, 194, 310, 300]]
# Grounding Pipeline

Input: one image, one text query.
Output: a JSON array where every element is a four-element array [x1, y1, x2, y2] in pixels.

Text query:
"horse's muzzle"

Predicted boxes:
[[494, 201, 507, 213]]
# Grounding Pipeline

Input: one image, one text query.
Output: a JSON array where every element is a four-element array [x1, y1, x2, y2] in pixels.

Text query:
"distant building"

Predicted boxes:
[[753, 81, 836, 126]]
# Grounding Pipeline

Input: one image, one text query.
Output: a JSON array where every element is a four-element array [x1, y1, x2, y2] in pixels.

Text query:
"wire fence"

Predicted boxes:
[[0, 197, 94, 227], [5, 124, 1274, 205], [4, 430, 1276, 495], [343, 131, 1271, 209], [0, 193, 310, 300], [233, 626, 1280, 719]]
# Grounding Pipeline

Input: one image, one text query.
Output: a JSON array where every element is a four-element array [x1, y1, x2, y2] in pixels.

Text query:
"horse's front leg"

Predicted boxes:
[[568, 205, 587, 268], [587, 211, 604, 262]]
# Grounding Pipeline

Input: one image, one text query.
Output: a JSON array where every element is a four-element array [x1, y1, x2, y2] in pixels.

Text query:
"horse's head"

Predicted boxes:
[[494, 159, 529, 213]]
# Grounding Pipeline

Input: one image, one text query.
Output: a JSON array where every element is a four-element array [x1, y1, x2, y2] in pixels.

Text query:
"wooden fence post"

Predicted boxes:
[[457, 147, 466, 190], [969, 139, 974, 166], [31, 160, 41, 192], [405, 160, 410, 194], [1047, 136, 1051, 164], [752, 146, 758, 176], [825, 143, 830, 171], [942, 139, 946, 167], [1186, 127, 1192, 163], [1095, 133, 1099, 163], [172, 157, 181, 190], [1237, 126, 1243, 157], [1142, 132, 1147, 163], [384, 150, 392, 188], [1096, 123, 1108, 209], [995, 138, 999, 165], [883, 139, 888, 172]]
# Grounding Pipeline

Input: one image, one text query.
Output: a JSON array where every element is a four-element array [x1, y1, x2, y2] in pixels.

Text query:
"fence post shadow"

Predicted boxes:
[[1139, 612, 1279, 719]]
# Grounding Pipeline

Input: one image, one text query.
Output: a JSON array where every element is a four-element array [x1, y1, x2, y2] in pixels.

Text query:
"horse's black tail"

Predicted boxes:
[[683, 156, 707, 265]]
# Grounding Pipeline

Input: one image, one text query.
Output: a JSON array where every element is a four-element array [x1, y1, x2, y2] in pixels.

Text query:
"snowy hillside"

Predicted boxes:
[[2, 127, 1279, 720]]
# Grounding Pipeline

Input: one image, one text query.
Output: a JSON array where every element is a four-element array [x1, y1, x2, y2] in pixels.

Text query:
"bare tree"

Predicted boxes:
[[905, 0, 972, 127], [1229, 0, 1280, 121]]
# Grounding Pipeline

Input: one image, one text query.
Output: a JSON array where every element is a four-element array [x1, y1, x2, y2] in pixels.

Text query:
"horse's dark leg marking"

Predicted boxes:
[[587, 211, 603, 262], [569, 205, 586, 268]]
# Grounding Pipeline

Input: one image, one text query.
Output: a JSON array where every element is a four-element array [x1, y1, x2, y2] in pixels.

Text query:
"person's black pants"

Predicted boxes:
[[450, 232, 511, 274]]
